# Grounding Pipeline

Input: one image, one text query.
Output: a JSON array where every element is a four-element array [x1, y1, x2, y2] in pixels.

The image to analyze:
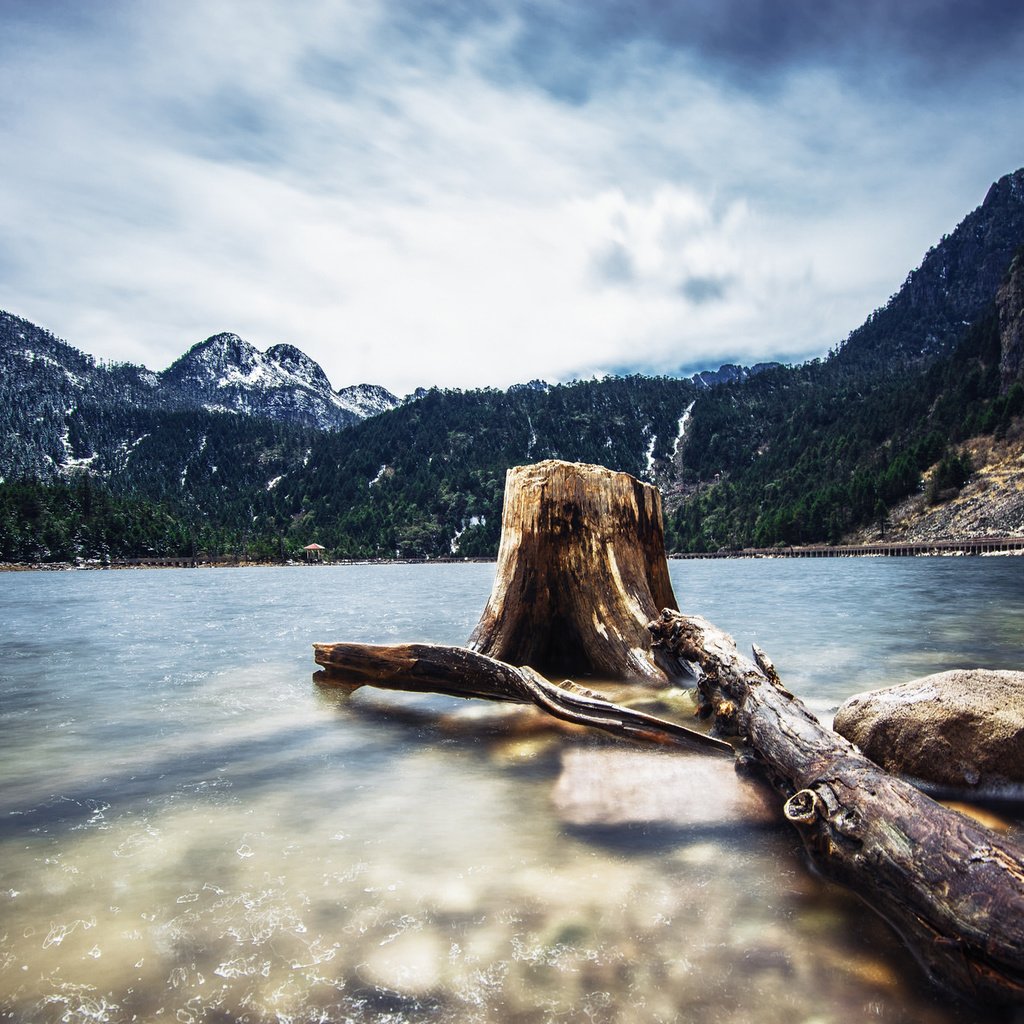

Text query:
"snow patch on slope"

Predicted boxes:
[[450, 515, 485, 554], [673, 402, 696, 462]]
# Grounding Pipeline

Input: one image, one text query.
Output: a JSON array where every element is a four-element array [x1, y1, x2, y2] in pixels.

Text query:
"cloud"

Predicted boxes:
[[430, 0, 1024, 97], [0, 0, 1023, 393], [680, 275, 731, 305], [591, 243, 635, 286]]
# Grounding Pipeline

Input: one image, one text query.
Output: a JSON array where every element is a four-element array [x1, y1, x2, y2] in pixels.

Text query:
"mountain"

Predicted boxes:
[[691, 363, 781, 389], [336, 383, 406, 418], [161, 332, 399, 430], [0, 312, 163, 480], [2, 166, 1023, 563], [834, 255, 1024, 546], [0, 314, 399, 483], [836, 168, 1024, 366], [666, 170, 1024, 551]]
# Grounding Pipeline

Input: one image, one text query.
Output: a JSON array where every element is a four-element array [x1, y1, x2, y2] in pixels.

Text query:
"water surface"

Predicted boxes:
[[1, 558, 1021, 1023]]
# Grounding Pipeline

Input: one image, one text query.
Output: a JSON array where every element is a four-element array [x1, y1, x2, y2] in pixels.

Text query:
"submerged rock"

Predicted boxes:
[[834, 669, 1024, 791], [552, 747, 777, 828]]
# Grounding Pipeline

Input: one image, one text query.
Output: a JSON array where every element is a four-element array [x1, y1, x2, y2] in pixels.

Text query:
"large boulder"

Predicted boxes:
[[834, 669, 1024, 791]]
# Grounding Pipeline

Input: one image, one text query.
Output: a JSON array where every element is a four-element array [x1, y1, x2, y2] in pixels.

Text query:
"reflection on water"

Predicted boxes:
[[0, 559, 1022, 1022]]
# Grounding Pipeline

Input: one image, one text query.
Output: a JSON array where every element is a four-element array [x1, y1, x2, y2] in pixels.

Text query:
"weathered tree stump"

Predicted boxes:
[[467, 460, 678, 682], [315, 459, 719, 751]]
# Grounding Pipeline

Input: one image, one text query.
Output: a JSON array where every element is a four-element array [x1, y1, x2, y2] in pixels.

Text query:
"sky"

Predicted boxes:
[[2, 1, 1023, 396]]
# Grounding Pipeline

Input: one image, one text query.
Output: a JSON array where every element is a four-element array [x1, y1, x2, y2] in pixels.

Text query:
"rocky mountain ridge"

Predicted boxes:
[[0, 312, 401, 480], [0, 305, 782, 489], [160, 330, 400, 430], [845, 253, 1024, 545], [837, 168, 1024, 366], [0, 312, 401, 430], [691, 362, 780, 389], [666, 169, 1024, 551]]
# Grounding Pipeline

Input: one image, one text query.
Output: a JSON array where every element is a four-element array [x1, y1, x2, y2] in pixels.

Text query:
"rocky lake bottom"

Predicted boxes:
[[1, 558, 1022, 1023]]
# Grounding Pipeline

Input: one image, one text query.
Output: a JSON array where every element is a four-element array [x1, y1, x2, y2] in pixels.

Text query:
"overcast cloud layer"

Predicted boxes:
[[2, 0, 1023, 394]]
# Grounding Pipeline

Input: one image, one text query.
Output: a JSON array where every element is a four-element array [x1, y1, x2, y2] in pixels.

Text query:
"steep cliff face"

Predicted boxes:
[[997, 251, 1024, 392], [838, 168, 1024, 366]]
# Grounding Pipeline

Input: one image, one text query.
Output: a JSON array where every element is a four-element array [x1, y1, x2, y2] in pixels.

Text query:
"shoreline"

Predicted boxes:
[[2, 537, 1023, 573], [672, 535, 1024, 559], [0, 556, 499, 572]]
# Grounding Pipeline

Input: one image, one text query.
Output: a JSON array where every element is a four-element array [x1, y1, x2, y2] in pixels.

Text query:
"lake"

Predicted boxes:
[[1, 557, 1022, 1023]]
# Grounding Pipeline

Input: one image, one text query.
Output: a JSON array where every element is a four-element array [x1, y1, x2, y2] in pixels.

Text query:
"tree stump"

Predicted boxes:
[[467, 460, 678, 682]]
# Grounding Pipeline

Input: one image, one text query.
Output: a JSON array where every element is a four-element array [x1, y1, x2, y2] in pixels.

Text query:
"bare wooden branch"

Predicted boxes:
[[313, 640, 732, 755], [649, 609, 1024, 1006]]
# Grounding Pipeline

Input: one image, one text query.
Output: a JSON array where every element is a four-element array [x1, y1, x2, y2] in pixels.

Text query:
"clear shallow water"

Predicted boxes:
[[0, 558, 1021, 1023]]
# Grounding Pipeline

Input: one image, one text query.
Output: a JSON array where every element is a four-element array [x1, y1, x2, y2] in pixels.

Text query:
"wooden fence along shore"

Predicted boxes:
[[108, 535, 1024, 566], [92, 555, 497, 568], [672, 535, 1024, 558]]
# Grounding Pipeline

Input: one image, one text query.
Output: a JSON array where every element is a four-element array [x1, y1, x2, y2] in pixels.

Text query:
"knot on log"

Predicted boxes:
[[712, 698, 741, 737], [784, 789, 823, 826]]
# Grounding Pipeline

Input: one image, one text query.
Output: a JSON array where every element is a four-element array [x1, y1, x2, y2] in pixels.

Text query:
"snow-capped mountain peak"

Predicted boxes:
[[265, 343, 333, 392], [159, 332, 399, 430], [164, 333, 262, 386], [336, 383, 401, 417]]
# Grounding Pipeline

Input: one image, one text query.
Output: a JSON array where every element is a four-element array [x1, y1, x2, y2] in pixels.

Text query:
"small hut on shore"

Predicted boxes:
[[303, 543, 326, 563]]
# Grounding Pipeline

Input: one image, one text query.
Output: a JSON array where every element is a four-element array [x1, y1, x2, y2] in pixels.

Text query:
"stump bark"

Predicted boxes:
[[467, 460, 678, 682]]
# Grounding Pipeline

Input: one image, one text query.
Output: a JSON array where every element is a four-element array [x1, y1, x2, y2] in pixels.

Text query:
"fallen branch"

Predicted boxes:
[[313, 640, 732, 755]]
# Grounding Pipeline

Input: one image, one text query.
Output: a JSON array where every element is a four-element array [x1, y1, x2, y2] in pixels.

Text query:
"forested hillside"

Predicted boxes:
[[273, 376, 700, 558], [665, 169, 1024, 550], [0, 404, 319, 562], [0, 372, 703, 562], [2, 169, 1023, 564], [670, 304, 1023, 551]]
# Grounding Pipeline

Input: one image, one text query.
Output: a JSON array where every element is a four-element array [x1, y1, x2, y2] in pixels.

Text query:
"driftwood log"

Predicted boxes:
[[649, 610, 1024, 1006], [314, 459, 1024, 1006]]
